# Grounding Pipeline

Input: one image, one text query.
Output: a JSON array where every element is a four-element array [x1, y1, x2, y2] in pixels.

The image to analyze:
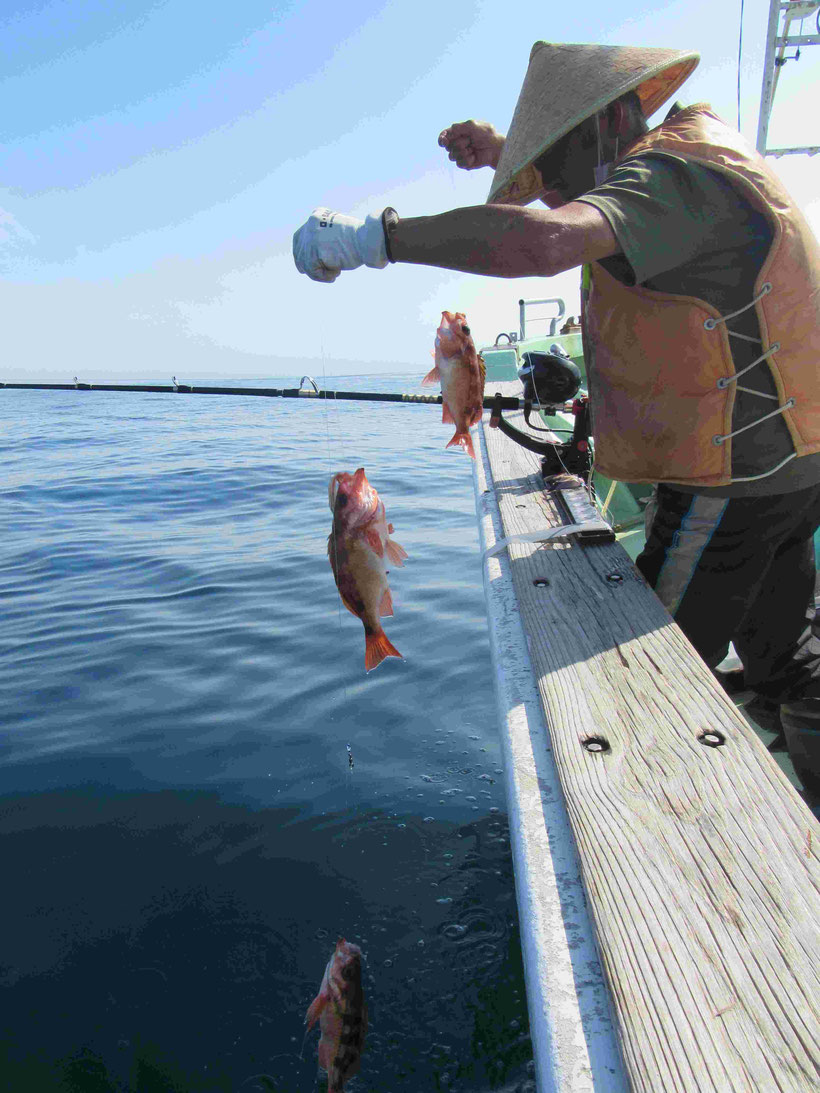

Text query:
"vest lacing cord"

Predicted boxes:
[[703, 281, 797, 448]]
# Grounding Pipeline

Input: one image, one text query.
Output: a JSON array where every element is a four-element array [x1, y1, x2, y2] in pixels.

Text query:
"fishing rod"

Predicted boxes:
[[0, 377, 526, 411]]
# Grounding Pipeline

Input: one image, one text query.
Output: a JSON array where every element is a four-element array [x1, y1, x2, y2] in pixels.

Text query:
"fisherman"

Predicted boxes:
[[292, 42, 820, 805]]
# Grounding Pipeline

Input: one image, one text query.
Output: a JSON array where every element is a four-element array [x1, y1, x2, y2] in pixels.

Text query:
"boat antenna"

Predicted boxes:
[[738, 0, 746, 130]]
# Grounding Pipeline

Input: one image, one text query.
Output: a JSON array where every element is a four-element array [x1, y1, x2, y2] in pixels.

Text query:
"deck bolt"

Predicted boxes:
[[606, 573, 624, 584], [583, 737, 610, 754], [699, 731, 726, 748], [533, 578, 550, 587]]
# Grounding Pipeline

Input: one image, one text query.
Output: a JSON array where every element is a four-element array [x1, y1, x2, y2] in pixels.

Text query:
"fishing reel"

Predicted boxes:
[[517, 347, 581, 426], [489, 344, 593, 482]]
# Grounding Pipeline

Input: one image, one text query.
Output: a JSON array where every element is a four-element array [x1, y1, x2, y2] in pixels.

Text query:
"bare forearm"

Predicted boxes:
[[389, 203, 619, 278]]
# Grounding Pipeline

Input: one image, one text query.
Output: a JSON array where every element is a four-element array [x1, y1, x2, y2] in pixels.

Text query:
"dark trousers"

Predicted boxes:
[[636, 483, 820, 703]]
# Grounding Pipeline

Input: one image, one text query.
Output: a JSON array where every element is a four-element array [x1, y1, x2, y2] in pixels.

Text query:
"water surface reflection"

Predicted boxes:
[[2, 779, 533, 1092]]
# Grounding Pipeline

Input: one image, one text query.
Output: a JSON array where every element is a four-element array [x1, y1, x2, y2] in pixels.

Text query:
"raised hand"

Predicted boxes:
[[437, 120, 505, 171]]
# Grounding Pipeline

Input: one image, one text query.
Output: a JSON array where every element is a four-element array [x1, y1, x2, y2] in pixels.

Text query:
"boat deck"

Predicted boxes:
[[473, 382, 820, 1092]]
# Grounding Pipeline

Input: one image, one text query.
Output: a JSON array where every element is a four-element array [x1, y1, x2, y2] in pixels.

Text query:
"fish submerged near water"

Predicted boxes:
[[305, 938, 368, 1093], [422, 310, 486, 459], [328, 468, 408, 672]]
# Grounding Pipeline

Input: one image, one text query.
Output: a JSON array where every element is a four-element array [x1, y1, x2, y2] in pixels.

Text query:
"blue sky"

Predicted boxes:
[[2, 0, 818, 380]]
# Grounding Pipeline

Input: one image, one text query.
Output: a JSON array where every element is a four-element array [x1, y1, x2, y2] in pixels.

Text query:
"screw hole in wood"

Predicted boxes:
[[583, 737, 610, 754], [698, 731, 726, 748]]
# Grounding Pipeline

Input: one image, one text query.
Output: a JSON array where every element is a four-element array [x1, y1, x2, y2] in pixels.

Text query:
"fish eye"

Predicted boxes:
[[336, 492, 348, 506], [461, 324, 470, 335]]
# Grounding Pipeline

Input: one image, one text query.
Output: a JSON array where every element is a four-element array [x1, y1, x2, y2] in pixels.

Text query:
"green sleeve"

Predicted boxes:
[[576, 153, 762, 286]]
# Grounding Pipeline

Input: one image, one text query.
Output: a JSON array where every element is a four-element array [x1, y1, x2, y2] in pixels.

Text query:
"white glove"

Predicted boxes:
[[292, 208, 389, 283]]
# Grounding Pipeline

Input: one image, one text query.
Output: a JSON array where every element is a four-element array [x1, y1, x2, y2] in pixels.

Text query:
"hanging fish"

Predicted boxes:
[[422, 310, 486, 459], [305, 938, 368, 1093], [328, 468, 407, 672]]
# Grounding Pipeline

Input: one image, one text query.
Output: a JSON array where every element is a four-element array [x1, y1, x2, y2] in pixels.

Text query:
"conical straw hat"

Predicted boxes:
[[487, 42, 699, 205]]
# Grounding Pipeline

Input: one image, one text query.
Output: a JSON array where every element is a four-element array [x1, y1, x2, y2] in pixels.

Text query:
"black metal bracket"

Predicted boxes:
[[489, 392, 594, 481], [488, 393, 615, 545], [488, 393, 557, 455]]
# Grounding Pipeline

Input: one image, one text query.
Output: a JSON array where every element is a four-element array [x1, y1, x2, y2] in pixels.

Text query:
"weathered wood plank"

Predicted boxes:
[[474, 441, 631, 1092], [478, 385, 820, 1093]]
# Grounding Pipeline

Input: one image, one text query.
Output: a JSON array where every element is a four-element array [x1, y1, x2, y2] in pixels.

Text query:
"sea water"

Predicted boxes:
[[0, 375, 535, 1092]]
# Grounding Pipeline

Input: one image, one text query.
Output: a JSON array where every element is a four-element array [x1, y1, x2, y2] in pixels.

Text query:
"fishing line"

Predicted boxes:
[[526, 368, 603, 516], [530, 382, 590, 494], [317, 318, 359, 822], [319, 332, 344, 643]]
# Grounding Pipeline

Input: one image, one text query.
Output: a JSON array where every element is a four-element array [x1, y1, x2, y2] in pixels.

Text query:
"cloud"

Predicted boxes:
[[0, 207, 36, 247]]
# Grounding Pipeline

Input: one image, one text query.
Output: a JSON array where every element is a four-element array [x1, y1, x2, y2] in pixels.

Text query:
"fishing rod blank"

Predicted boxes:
[[0, 381, 526, 411]]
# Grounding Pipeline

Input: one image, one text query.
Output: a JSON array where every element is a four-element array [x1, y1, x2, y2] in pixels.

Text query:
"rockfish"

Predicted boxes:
[[422, 310, 486, 459], [305, 938, 368, 1093], [328, 468, 407, 672]]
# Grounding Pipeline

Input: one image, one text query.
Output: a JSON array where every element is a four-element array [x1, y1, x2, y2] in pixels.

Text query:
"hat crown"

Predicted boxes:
[[488, 42, 699, 205]]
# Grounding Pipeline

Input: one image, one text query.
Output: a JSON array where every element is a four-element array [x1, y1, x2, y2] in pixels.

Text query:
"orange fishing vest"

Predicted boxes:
[[583, 105, 820, 486]]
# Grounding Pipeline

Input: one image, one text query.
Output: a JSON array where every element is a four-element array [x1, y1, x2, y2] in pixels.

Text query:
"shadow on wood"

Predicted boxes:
[[479, 393, 820, 1092]]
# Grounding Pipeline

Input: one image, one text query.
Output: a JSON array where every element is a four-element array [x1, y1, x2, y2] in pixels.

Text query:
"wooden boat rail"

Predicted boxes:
[[474, 381, 820, 1092]]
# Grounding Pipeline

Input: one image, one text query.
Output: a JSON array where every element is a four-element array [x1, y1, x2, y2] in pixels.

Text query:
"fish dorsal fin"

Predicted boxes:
[[328, 536, 363, 618], [339, 592, 361, 618]]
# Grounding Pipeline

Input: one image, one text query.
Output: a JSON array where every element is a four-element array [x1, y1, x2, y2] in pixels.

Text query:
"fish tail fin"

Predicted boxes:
[[446, 430, 476, 459], [365, 629, 402, 672]]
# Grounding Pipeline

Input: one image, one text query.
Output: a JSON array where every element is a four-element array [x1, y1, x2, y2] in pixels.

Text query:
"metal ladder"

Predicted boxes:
[[757, 0, 820, 157]]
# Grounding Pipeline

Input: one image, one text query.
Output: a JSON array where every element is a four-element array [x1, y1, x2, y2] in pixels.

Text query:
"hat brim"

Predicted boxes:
[[487, 43, 700, 205]]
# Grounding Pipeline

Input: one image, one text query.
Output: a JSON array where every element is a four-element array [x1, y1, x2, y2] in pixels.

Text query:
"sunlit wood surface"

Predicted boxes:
[[479, 382, 820, 1092]]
